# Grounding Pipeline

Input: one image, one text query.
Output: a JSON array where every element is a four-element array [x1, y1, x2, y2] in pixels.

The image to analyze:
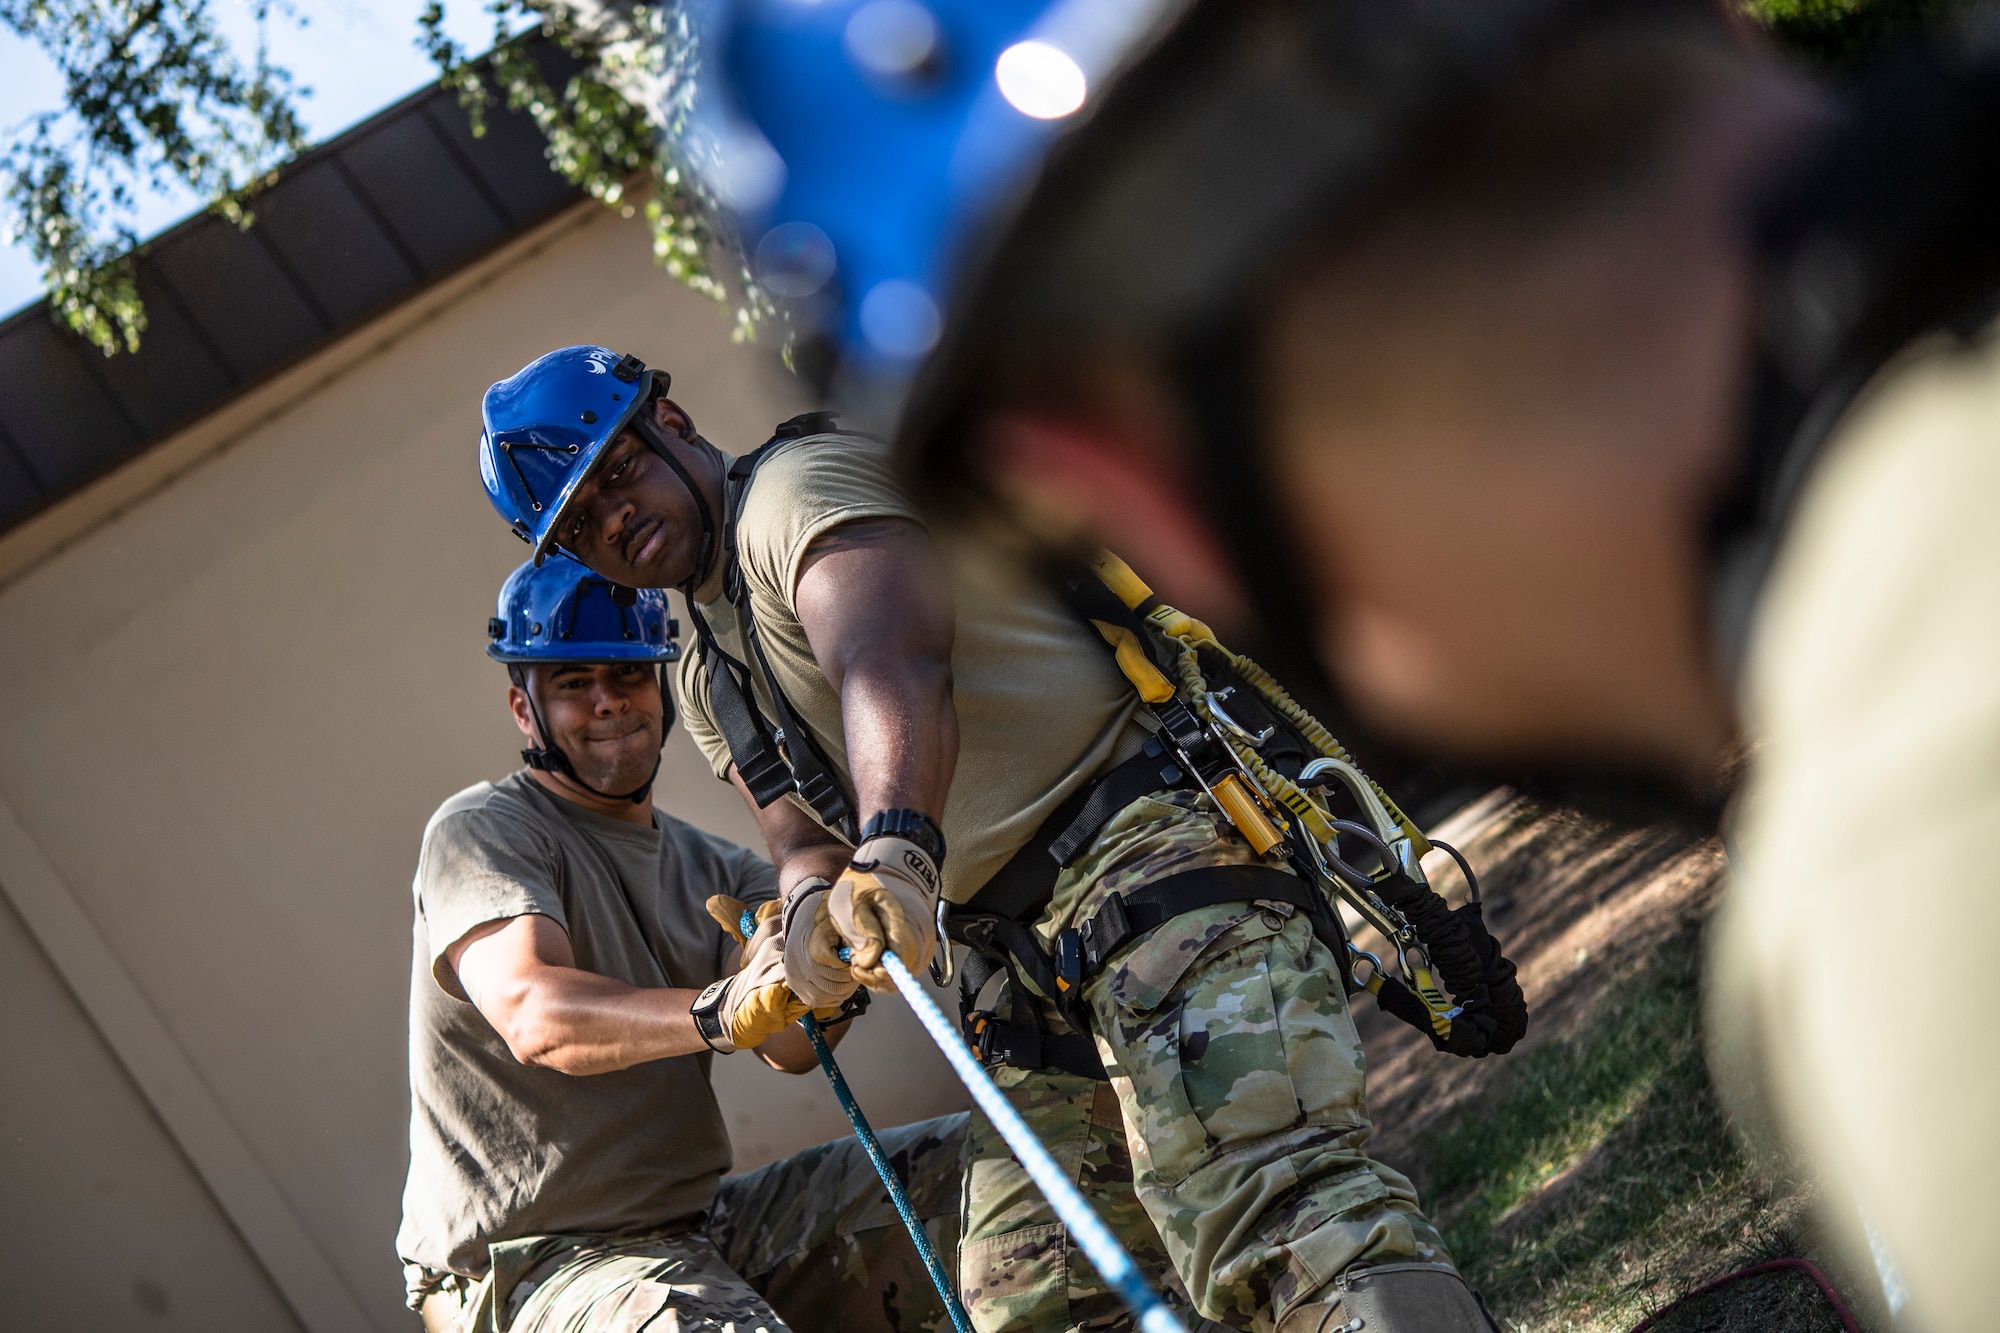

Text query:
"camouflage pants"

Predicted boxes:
[[962, 793, 1451, 1333], [713, 1112, 966, 1333], [424, 1113, 966, 1333]]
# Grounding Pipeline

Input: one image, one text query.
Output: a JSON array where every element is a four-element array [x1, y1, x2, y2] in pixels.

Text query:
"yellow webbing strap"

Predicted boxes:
[[1090, 550, 1425, 851], [1090, 621, 1177, 704], [1090, 551, 1155, 610], [1085, 549, 1457, 1038], [1406, 960, 1454, 1038]]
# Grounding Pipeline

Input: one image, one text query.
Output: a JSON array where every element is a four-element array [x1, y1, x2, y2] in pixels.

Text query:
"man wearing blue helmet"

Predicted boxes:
[[399, 554, 966, 1333], [480, 326, 1484, 1328]]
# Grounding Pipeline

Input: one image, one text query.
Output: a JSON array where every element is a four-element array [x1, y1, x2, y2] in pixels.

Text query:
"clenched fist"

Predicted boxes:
[[693, 896, 811, 1052], [815, 836, 940, 991]]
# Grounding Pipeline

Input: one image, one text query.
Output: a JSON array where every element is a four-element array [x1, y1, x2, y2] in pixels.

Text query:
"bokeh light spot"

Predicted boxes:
[[995, 40, 1086, 119], [845, 1, 940, 79], [859, 280, 942, 359], [755, 221, 839, 298]]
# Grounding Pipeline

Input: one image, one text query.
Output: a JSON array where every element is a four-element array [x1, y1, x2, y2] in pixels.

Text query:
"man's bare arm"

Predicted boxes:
[[734, 764, 853, 891], [451, 911, 839, 1075], [727, 764, 854, 1072], [449, 914, 709, 1075], [794, 517, 958, 821]]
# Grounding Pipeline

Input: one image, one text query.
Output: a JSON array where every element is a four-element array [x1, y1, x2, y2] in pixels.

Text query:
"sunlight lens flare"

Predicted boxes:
[[995, 40, 1086, 119]]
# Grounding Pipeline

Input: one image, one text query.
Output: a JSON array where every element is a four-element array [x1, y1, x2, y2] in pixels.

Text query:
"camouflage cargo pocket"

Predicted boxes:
[[959, 1221, 1069, 1333], [1177, 933, 1299, 1146], [1098, 905, 1367, 1189]]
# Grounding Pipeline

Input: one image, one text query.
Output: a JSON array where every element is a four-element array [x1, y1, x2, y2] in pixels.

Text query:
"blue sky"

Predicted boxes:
[[0, 0, 507, 319]]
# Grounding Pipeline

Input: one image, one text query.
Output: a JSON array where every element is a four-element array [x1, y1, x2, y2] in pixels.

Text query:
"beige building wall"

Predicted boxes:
[[0, 203, 965, 1332]]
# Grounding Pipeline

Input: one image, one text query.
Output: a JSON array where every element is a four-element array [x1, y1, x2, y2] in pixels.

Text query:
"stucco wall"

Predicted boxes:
[[0, 203, 965, 1331]]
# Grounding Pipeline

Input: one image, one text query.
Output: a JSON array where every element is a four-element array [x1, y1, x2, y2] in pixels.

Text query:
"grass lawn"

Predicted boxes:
[[1356, 798, 1881, 1333]]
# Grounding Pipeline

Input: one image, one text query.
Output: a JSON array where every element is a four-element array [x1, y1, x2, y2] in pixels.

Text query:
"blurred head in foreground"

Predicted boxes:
[[705, 0, 1852, 809], [894, 0, 1825, 810]]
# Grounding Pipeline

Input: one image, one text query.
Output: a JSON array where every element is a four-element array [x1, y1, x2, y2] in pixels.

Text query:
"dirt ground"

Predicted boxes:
[[1351, 792, 1888, 1333]]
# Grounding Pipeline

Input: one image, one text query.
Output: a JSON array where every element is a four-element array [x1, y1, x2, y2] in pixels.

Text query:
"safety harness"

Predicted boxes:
[[949, 553, 1527, 1078], [680, 410, 861, 844], [683, 423, 1526, 1077]]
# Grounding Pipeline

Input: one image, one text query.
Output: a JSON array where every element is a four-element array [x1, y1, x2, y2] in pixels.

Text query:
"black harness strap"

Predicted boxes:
[[740, 601, 854, 839], [954, 863, 1335, 1083], [693, 619, 795, 807], [955, 738, 1188, 927], [684, 412, 860, 839], [1049, 744, 1186, 865], [1074, 864, 1317, 980], [945, 739, 1195, 1082]]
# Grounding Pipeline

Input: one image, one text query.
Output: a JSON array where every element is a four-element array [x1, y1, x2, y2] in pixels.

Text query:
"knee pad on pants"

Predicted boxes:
[[1277, 1262, 1497, 1333]]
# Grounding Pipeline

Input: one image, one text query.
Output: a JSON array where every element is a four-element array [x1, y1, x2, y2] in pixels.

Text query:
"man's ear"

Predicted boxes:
[[655, 395, 698, 443], [981, 412, 1252, 637], [506, 681, 536, 740]]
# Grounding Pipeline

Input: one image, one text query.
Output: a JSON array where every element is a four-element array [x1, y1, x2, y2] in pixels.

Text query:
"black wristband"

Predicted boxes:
[[690, 979, 733, 1052], [858, 808, 946, 866]]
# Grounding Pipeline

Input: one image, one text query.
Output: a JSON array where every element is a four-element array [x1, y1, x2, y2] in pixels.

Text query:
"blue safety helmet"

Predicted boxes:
[[685, 0, 1180, 382], [478, 345, 666, 564], [692, 0, 1607, 423], [487, 553, 682, 665], [488, 554, 681, 802]]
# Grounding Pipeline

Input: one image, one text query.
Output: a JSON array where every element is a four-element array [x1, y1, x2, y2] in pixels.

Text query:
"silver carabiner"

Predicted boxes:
[[929, 897, 955, 987], [1206, 687, 1277, 747]]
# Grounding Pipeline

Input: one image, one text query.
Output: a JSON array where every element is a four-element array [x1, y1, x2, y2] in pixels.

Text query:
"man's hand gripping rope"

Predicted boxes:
[[813, 834, 941, 991], [695, 896, 817, 1052]]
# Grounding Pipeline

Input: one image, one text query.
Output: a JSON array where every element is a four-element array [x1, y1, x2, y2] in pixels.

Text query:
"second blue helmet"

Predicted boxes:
[[487, 553, 681, 665]]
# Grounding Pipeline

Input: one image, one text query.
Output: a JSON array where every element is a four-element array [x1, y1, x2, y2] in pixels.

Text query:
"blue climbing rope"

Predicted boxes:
[[800, 1013, 973, 1333], [738, 909, 973, 1333], [877, 951, 1191, 1333], [742, 907, 1185, 1333]]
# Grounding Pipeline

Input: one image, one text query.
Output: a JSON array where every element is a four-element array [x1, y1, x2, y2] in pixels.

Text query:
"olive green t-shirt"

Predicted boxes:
[[676, 432, 1147, 904], [396, 771, 777, 1280]]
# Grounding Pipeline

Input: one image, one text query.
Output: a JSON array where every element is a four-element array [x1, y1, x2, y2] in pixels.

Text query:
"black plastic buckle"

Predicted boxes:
[[1078, 893, 1131, 977], [969, 1011, 1006, 1066], [1055, 929, 1082, 994], [794, 771, 853, 828], [832, 987, 872, 1024], [736, 750, 796, 808], [612, 353, 645, 383]]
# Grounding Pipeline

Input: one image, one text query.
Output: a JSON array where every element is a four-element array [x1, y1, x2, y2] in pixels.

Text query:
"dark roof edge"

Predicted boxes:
[[0, 36, 588, 535]]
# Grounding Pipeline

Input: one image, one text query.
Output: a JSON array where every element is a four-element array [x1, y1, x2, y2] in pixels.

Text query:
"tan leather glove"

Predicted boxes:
[[778, 876, 856, 1009], [817, 836, 939, 992], [694, 896, 810, 1052]]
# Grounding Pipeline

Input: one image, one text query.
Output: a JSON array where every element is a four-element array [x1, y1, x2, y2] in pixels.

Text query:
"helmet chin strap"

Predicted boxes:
[[631, 411, 719, 597], [519, 680, 660, 805]]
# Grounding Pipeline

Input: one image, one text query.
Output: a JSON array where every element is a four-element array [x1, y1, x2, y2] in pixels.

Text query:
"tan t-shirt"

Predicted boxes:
[[396, 772, 777, 1281], [677, 432, 1146, 904], [1714, 327, 2000, 1333]]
